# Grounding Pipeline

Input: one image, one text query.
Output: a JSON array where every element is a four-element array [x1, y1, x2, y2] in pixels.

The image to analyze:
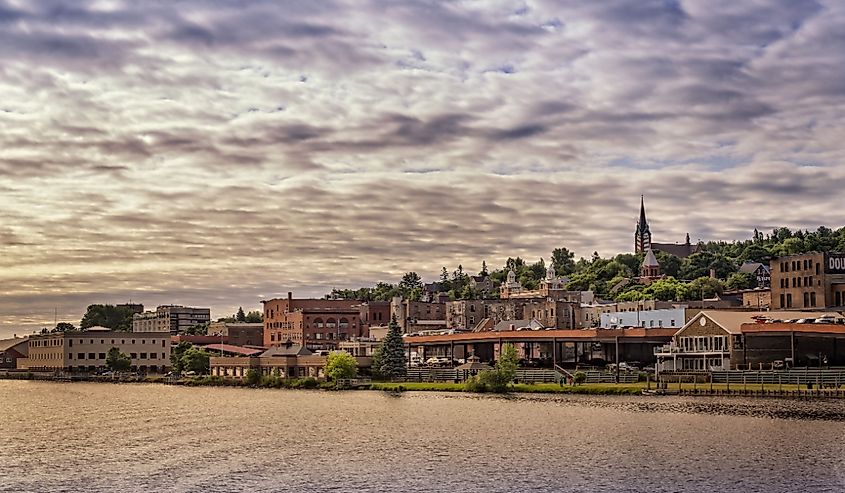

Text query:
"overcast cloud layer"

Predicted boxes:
[[2, 0, 845, 336]]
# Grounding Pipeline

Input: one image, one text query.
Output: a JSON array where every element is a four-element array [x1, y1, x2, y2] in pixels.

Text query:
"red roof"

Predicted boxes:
[[404, 328, 676, 344], [740, 323, 845, 335], [202, 344, 264, 356]]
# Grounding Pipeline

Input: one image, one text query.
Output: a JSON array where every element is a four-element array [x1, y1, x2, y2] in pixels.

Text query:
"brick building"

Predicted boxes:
[[770, 252, 845, 310], [207, 322, 264, 347], [357, 301, 391, 337], [0, 337, 28, 369], [263, 293, 362, 349]]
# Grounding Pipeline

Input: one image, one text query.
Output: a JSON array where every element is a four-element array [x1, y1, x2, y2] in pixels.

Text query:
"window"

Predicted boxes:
[[78, 353, 85, 360], [816, 263, 820, 275], [68, 340, 73, 348], [130, 353, 137, 359], [811, 292, 817, 307], [88, 353, 95, 360], [131, 340, 135, 344], [98, 353, 106, 359], [780, 294, 785, 308], [786, 293, 793, 308], [140, 353, 147, 359], [804, 292, 810, 307]]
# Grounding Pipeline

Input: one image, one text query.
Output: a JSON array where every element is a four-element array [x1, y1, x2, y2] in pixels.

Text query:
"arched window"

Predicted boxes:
[[326, 318, 336, 329], [315, 318, 324, 328], [339, 318, 349, 329]]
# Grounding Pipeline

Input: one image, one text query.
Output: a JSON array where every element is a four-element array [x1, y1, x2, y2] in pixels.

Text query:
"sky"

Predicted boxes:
[[1, 0, 845, 337]]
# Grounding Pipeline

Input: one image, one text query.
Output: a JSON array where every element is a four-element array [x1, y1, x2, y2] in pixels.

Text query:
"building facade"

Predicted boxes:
[[601, 307, 686, 330], [357, 301, 391, 338], [263, 293, 363, 349], [17, 329, 171, 373], [0, 337, 28, 369], [207, 322, 264, 347], [770, 252, 845, 310], [133, 305, 211, 334]]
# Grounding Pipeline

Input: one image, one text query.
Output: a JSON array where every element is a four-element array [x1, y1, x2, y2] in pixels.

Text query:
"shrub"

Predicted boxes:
[[573, 371, 587, 385], [245, 369, 262, 386], [463, 375, 488, 393], [478, 369, 510, 393]]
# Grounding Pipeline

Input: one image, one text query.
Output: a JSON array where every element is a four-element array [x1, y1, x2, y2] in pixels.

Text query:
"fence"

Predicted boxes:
[[662, 368, 845, 387]]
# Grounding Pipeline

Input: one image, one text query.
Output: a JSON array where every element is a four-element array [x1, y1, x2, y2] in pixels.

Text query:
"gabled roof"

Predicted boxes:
[[739, 262, 770, 274], [643, 248, 659, 267], [0, 337, 27, 352], [680, 310, 845, 335]]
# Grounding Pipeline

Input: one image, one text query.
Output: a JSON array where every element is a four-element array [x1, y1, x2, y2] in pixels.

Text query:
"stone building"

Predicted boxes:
[[770, 252, 845, 310]]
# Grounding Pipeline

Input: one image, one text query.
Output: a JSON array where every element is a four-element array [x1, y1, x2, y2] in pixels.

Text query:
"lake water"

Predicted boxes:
[[1, 381, 844, 492]]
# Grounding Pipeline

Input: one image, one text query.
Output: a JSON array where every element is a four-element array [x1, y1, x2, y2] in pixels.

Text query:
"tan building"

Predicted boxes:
[[18, 328, 171, 373], [133, 305, 211, 334], [654, 310, 843, 371], [741, 288, 772, 310], [521, 300, 579, 329], [771, 252, 845, 310]]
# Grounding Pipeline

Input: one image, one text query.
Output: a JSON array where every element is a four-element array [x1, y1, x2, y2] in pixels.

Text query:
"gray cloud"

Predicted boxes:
[[1, 0, 844, 336]]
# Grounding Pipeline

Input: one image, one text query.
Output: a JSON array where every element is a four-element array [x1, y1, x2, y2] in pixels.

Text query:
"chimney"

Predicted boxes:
[[509, 324, 515, 331], [288, 291, 293, 301]]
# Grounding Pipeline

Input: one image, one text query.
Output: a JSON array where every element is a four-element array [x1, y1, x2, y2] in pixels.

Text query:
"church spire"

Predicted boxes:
[[634, 196, 651, 254]]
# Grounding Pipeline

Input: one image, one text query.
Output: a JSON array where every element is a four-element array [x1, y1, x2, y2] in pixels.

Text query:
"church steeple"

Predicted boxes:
[[634, 195, 651, 254]]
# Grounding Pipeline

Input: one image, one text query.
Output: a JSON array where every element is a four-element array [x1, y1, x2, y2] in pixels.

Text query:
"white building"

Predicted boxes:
[[601, 307, 686, 329]]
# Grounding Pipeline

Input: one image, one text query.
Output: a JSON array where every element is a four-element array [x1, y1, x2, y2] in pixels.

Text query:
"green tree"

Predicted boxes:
[[325, 351, 358, 380], [399, 272, 423, 298], [496, 343, 518, 383], [105, 347, 131, 371], [551, 247, 576, 276], [170, 341, 192, 373], [180, 347, 211, 374], [80, 304, 134, 331], [725, 272, 755, 291], [54, 322, 76, 332], [245, 311, 263, 323], [185, 323, 209, 335], [376, 316, 407, 380], [236, 307, 246, 322]]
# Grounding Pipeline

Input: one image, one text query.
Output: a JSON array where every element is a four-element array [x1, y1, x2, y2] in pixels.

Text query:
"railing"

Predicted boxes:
[[663, 369, 845, 387], [654, 345, 729, 355]]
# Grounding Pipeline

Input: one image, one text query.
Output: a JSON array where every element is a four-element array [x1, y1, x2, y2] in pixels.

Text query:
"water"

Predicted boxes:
[[1, 381, 845, 493]]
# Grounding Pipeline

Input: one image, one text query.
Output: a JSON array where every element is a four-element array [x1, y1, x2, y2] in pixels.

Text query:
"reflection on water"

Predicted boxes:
[[1, 381, 844, 493]]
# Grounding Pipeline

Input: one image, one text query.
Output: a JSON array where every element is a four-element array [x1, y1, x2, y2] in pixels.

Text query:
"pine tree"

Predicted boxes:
[[378, 315, 407, 380], [236, 307, 246, 322]]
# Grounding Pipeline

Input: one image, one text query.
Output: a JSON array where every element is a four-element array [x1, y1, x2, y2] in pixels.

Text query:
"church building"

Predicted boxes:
[[634, 196, 699, 258]]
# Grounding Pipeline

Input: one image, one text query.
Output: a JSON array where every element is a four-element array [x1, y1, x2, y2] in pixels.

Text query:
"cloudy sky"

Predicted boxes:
[[1, 0, 844, 336]]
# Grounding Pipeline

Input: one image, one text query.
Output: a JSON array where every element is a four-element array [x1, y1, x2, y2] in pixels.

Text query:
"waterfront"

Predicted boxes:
[[2, 381, 845, 492]]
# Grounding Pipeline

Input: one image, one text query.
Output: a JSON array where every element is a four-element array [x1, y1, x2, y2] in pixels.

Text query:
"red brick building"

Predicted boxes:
[[263, 293, 363, 349]]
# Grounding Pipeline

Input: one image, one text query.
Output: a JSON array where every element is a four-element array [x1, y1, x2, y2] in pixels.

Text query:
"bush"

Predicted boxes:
[[478, 369, 510, 393], [573, 371, 587, 385], [245, 369, 261, 386], [291, 377, 319, 389], [463, 375, 488, 393], [319, 381, 338, 390]]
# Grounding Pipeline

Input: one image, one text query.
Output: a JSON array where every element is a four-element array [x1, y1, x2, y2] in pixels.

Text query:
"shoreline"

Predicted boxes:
[[4, 373, 845, 398]]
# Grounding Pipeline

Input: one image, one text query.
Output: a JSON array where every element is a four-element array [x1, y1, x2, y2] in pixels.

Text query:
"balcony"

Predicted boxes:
[[654, 344, 730, 356]]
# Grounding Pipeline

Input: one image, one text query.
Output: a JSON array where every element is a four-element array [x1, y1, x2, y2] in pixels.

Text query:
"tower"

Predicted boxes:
[[640, 248, 662, 281], [634, 195, 651, 254]]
